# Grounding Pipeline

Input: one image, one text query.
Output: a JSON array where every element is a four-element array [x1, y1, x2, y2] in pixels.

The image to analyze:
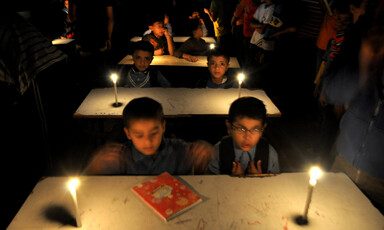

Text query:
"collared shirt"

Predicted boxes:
[[123, 67, 170, 88], [207, 139, 280, 174], [125, 138, 191, 175]]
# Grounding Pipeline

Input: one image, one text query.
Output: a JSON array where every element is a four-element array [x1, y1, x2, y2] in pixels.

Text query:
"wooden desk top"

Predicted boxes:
[[130, 36, 216, 43], [73, 88, 281, 118], [118, 55, 240, 68], [7, 173, 384, 229]]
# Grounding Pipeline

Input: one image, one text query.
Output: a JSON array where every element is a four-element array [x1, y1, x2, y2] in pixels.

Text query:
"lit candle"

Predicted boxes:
[[210, 43, 215, 50], [303, 167, 321, 222], [237, 73, 245, 98], [111, 73, 119, 106], [68, 178, 81, 227]]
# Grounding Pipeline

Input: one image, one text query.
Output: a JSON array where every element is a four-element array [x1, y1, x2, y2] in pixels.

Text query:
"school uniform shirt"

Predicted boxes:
[[123, 67, 170, 88], [207, 140, 280, 174], [125, 138, 192, 175], [196, 76, 239, 88]]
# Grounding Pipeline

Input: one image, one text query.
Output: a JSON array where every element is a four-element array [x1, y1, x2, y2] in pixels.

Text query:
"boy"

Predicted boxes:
[[189, 10, 208, 37], [121, 41, 170, 88], [207, 97, 280, 176], [173, 18, 209, 62], [195, 50, 238, 88], [142, 14, 174, 56], [85, 97, 215, 175]]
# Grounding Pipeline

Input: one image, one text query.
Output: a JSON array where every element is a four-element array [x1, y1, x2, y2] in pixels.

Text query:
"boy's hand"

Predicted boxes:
[[154, 48, 164, 56], [183, 54, 198, 62], [247, 160, 262, 174], [164, 28, 171, 38], [231, 161, 244, 177], [186, 140, 215, 174], [85, 143, 125, 175]]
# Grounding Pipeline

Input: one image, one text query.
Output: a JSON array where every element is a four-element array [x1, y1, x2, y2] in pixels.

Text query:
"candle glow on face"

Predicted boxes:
[[210, 44, 215, 49], [237, 73, 245, 84], [309, 167, 321, 186], [111, 73, 118, 84]]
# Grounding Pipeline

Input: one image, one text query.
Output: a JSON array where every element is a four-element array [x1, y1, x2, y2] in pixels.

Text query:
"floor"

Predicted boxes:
[[2, 38, 340, 229]]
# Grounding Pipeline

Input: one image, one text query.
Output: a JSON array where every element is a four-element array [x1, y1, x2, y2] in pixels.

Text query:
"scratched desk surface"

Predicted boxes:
[[7, 173, 384, 230], [73, 88, 281, 118], [118, 54, 240, 68], [130, 36, 216, 43]]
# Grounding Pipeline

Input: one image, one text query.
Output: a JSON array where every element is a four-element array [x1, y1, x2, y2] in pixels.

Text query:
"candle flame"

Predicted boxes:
[[237, 73, 245, 84], [111, 74, 118, 83], [309, 167, 321, 186], [68, 178, 79, 196], [210, 44, 215, 49]]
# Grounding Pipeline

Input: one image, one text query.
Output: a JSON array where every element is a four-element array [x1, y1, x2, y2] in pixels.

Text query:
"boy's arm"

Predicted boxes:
[[186, 140, 216, 174], [206, 143, 221, 174], [84, 143, 127, 175], [164, 29, 174, 56], [173, 40, 198, 62]]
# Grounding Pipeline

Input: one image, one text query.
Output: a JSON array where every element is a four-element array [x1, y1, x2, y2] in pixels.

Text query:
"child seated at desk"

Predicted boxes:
[[207, 97, 280, 176], [173, 18, 210, 62], [195, 50, 238, 88], [85, 97, 215, 175], [142, 13, 175, 56], [120, 41, 170, 88], [189, 10, 208, 37]]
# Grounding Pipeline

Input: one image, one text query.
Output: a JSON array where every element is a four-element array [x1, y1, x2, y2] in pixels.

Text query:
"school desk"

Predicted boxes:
[[118, 54, 240, 68], [130, 36, 216, 43], [7, 173, 384, 230], [73, 88, 281, 118]]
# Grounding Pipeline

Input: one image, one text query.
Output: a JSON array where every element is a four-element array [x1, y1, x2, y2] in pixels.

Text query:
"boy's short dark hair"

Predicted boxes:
[[207, 49, 230, 63], [147, 12, 165, 27], [228, 97, 267, 124], [133, 41, 154, 56], [122, 97, 164, 128], [186, 18, 201, 37]]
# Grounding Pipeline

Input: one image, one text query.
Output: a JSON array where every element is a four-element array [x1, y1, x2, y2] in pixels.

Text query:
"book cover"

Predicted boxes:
[[131, 172, 202, 221]]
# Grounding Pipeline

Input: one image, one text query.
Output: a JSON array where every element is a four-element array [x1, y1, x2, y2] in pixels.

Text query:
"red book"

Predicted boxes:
[[131, 172, 202, 221]]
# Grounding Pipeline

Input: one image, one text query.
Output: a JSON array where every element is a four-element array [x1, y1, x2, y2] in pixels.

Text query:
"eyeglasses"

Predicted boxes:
[[231, 125, 264, 135]]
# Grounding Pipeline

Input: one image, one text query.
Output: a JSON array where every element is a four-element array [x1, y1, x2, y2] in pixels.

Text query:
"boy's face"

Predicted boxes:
[[124, 119, 166, 156], [149, 22, 165, 37], [133, 50, 153, 71], [207, 56, 229, 81], [226, 117, 266, 152]]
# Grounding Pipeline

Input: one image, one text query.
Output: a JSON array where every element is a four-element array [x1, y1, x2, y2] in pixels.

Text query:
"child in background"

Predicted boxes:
[[120, 41, 170, 88], [85, 97, 215, 175], [142, 13, 175, 56], [173, 19, 210, 62], [189, 10, 208, 37], [207, 97, 280, 176], [195, 50, 238, 88], [143, 13, 173, 37]]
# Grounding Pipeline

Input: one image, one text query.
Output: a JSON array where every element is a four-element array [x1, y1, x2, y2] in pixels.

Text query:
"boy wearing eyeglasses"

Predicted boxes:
[[207, 97, 280, 176]]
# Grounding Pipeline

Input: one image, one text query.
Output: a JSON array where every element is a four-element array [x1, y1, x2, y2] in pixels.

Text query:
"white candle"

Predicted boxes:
[[111, 74, 118, 106], [237, 73, 245, 98], [68, 178, 81, 227], [303, 167, 321, 221]]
